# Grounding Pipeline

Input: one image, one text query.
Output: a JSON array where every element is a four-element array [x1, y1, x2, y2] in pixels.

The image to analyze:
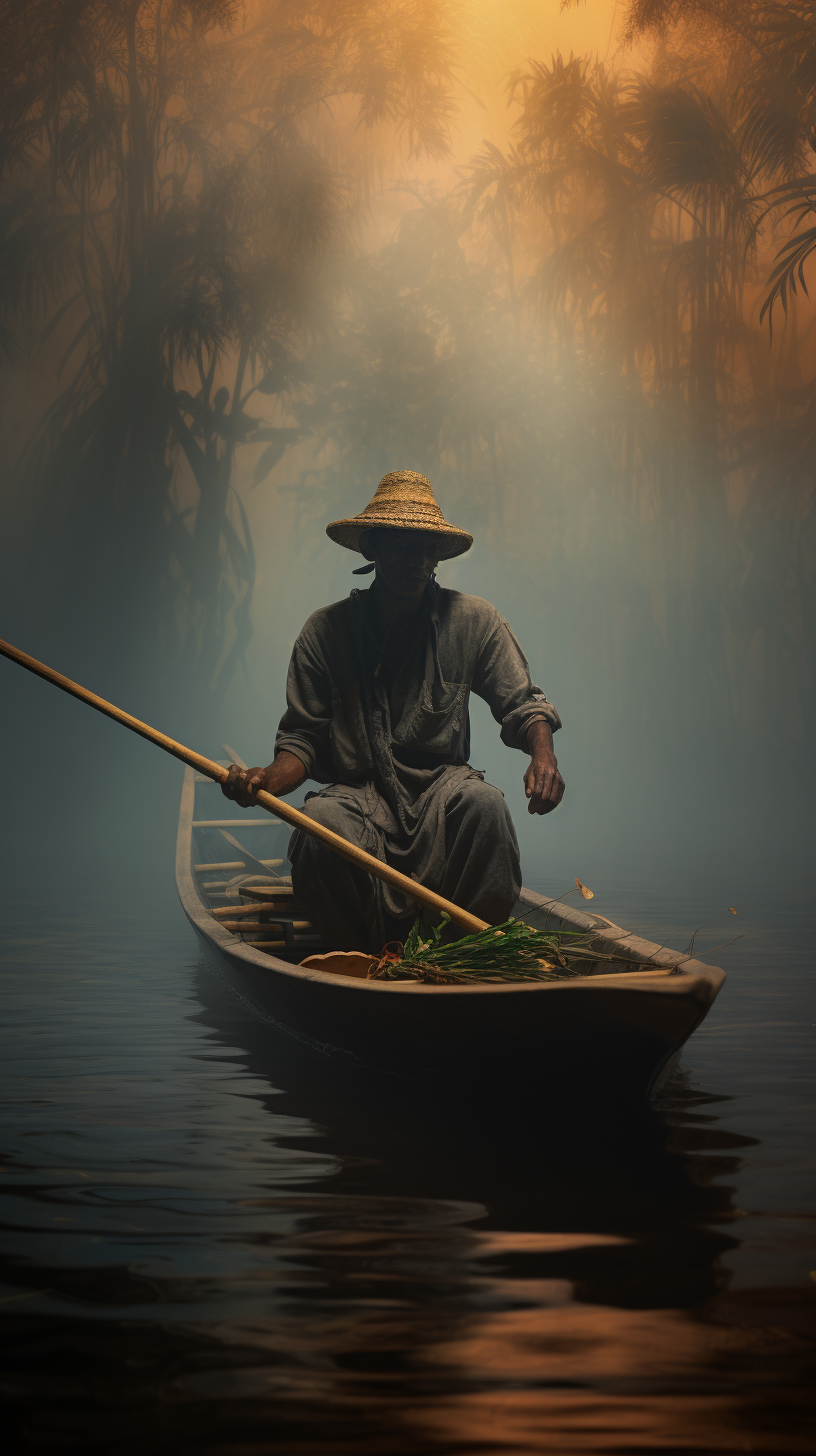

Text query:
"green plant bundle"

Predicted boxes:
[[370, 915, 642, 984]]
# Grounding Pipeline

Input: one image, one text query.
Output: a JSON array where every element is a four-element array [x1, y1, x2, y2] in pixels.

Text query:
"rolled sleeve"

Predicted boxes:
[[473, 616, 561, 752], [274, 629, 334, 782]]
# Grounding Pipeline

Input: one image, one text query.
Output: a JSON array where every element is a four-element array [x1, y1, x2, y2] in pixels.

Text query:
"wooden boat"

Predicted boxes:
[[176, 761, 726, 1099]]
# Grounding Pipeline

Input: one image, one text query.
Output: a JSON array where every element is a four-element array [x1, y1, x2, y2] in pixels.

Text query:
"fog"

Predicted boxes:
[[1, 0, 813, 915]]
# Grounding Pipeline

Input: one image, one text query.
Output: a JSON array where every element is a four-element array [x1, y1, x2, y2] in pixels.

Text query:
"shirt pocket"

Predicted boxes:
[[394, 681, 467, 756]]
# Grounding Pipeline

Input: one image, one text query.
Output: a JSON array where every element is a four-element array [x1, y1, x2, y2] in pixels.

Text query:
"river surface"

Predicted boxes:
[[1, 786, 815, 1453]]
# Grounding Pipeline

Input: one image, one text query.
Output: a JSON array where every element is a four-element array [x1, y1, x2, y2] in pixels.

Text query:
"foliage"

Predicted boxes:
[[621, 2, 816, 325], [0, 0, 456, 711], [370, 912, 655, 982], [457, 45, 814, 737]]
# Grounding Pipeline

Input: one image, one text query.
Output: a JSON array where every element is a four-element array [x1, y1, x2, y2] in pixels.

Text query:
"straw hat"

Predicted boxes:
[[326, 471, 473, 560]]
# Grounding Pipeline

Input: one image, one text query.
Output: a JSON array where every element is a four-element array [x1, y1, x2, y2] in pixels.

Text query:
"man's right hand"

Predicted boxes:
[[221, 764, 269, 807], [221, 752, 307, 806]]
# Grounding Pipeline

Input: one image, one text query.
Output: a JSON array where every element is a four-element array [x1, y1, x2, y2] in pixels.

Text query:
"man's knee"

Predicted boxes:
[[299, 795, 340, 836], [291, 790, 366, 866], [442, 775, 520, 916], [447, 776, 513, 830]]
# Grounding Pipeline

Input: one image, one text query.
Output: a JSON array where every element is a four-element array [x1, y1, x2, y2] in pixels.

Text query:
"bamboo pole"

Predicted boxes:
[[0, 637, 489, 934]]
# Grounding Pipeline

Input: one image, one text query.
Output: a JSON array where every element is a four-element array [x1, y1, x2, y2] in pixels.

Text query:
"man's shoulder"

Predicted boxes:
[[437, 587, 502, 630], [297, 594, 358, 644]]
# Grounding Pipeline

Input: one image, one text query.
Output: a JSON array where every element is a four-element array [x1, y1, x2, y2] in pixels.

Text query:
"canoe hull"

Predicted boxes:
[[191, 921, 716, 1097], [177, 767, 724, 1100]]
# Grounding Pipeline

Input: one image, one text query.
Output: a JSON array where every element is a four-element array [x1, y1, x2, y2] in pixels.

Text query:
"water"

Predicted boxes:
[[1, 782, 815, 1452]]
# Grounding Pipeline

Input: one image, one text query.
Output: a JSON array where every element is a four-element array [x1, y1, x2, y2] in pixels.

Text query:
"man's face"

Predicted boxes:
[[371, 530, 440, 600]]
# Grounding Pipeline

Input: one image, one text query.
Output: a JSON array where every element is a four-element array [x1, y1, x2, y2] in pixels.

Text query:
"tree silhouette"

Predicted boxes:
[[617, 2, 816, 320], [0, 0, 456, 711]]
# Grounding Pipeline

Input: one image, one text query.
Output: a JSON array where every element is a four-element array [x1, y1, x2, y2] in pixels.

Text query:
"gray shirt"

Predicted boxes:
[[275, 583, 560, 795], [276, 582, 561, 933]]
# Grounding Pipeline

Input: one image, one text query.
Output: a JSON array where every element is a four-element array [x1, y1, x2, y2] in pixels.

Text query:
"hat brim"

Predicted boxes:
[[326, 517, 473, 560]]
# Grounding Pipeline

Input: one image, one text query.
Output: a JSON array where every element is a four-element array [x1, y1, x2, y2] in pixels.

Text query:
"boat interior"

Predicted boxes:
[[189, 751, 651, 978], [190, 750, 326, 963]]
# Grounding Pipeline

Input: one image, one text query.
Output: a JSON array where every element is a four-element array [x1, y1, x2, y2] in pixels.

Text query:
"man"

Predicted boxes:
[[222, 470, 564, 951]]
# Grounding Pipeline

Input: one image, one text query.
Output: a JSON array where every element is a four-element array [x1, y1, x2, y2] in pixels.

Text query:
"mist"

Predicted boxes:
[[1, 0, 813, 921]]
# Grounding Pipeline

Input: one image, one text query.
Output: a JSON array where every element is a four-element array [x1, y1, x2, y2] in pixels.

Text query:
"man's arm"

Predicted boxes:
[[523, 719, 565, 816], [221, 751, 307, 808], [470, 612, 565, 815], [223, 618, 333, 807]]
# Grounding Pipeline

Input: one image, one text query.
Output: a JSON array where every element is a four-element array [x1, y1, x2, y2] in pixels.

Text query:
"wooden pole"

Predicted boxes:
[[0, 637, 488, 934]]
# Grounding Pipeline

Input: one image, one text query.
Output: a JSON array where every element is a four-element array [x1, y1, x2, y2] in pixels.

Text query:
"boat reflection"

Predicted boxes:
[[2, 957, 790, 1456], [150, 962, 801, 1455], [192, 961, 746, 1266]]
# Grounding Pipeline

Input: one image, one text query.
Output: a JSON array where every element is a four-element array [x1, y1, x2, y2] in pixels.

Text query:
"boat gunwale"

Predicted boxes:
[[176, 767, 726, 998]]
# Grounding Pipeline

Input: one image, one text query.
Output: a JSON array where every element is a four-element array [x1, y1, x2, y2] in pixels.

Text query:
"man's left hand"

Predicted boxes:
[[523, 721, 565, 815]]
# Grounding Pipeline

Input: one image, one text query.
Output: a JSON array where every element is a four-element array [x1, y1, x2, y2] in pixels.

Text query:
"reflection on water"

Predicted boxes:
[[1, 885, 814, 1453]]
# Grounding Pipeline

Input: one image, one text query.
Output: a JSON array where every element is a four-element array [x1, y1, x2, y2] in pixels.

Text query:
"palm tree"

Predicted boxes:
[[615, 0, 816, 728], [453, 46, 810, 735], [0, 0, 456, 715], [616, 2, 816, 320]]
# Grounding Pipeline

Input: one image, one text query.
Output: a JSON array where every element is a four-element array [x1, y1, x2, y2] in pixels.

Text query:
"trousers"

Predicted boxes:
[[289, 775, 521, 953]]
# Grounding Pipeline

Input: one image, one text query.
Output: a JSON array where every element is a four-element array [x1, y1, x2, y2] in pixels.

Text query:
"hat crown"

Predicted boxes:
[[361, 471, 445, 526]]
